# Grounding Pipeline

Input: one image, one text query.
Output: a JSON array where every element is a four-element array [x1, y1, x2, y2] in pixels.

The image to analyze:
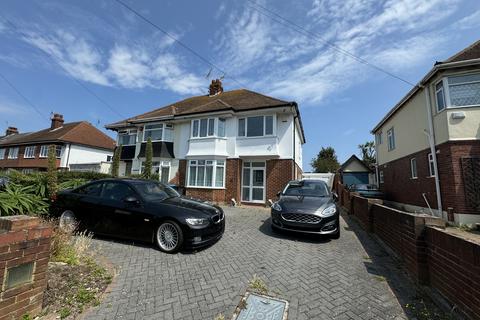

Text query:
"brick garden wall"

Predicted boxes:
[[0, 216, 52, 320], [185, 188, 226, 203], [342, 188, 480, 319], [426, 227, 480, 319]]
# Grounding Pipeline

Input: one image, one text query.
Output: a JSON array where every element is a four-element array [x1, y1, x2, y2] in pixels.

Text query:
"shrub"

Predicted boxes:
[[47, 145, 58, 199], [128, 173, 159, 181], [111, 145, 121, 178], [142, 137, 153, 179], [0, 183, 49, 216], [57, 171, 111, 182], [59, 178, 88, 191]]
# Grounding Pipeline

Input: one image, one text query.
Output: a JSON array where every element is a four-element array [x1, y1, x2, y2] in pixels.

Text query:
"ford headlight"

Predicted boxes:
[[271, 202, 282, 211], [320, 205, 337, 217], [186, 218, 209, 226]]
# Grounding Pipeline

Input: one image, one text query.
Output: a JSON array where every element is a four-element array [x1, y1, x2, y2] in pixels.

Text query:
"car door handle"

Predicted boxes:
[[144, 219, 150, 222], [115, 209, 131, 215]]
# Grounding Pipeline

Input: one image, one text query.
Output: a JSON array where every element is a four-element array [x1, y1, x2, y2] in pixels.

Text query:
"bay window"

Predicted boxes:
[[118, 129, 137, 145], [188, 160, 225, 188], [435, 73, 480, 112], [191, 118, 226, 138], [238, 115, 274, 137], [143, 124, 173, 142]]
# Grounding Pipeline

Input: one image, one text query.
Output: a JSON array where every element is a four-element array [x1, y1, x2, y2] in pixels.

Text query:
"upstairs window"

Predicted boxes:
[[387, 127, 395, 151], [435, 73, 480, 111], [39, 145, 49, 158], [24, 146, 36, 159], [191, 118, 225, 138], [379, 171, 384, 184], [143, 124, 173, 142], [0, 148, 5, 159], [8, 147, 19, 159], [375, 131, 382, 145], [118, 129, 137, 145], [238, 115, 274, 137]]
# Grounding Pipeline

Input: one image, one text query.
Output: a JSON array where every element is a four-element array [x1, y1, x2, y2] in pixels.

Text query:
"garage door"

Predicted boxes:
[[343, 172, 369, 186]]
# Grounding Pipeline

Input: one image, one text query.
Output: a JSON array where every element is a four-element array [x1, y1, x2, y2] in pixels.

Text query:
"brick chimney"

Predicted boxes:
[[5, 127, 18, 136], [50, 113, 64, 130], [209, 79, 223, 96]]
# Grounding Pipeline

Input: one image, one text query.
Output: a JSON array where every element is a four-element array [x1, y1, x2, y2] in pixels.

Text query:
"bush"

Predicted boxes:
[[57, 171, 112, 182], [128, 173, 159, 181], [59, 178, 88, 191], [0, 183, 49, 216]]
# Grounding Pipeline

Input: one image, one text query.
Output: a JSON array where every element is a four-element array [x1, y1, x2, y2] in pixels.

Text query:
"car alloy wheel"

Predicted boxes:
[[59, 210, 78, 233], [156, 221, 184, 253]]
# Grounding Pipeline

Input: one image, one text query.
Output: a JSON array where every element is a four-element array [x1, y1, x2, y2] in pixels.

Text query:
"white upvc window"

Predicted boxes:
[[55, 146, 63, 159], [387, 127, 395, 151], [140, 161, 171, 184], [24, 146, 36, 158], [375, 131, 382, 145], [0, 148, 5, 159], [410, 158, 417, 179], [39, 145, 49, 158], [238, 115, 274, 137], [435, 73, 480, 111], [187, 159, 225, 188], [143, 123, 173, 142], [379, 171, 384, 184], [118, 129, 137, 146], [8, 147, 19, 159], [191, 118, 225, 138], [428, 153, 435, 177]]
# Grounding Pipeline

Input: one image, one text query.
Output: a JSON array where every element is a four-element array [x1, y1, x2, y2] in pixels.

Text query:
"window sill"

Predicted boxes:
[[410, 177, 418, 180], [426, 175, 436, 178], [186, 186, 226, 190], [237, 135, 276, 140], [189, 136, 227, 141]]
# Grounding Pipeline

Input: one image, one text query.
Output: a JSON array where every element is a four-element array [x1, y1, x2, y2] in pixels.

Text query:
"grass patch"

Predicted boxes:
[[249, 274, 268, 295], [374, 275, 387, 282], [213, 314, 225, 320], [405, 299, 454, 320]]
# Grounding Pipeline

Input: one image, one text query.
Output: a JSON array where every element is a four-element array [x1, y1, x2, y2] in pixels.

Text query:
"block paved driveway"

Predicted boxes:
[[86, 207, 416, 320]]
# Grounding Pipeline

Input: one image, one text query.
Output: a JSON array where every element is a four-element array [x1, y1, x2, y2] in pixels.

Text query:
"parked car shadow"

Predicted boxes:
[[258, 217, 331, 244], [89, 233, 218, 254], [340, 211, 447, 319]]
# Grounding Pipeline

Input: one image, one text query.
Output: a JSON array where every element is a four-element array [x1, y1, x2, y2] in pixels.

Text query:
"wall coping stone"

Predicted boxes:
[[0, 216, 40, 232]]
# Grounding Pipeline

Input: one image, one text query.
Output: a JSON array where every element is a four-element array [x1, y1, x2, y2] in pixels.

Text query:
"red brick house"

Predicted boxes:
[[372, 40, 480, 224], [105, 80, 305, 205], [0, 114, 115, 172]]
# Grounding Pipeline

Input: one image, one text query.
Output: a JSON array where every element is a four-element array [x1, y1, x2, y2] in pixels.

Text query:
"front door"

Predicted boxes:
[[242, 161, 265, 203]]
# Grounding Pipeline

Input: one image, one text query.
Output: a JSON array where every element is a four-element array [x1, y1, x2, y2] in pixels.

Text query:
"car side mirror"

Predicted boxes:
[[124, 196, 140, 205], [332, 192, 339, 202]]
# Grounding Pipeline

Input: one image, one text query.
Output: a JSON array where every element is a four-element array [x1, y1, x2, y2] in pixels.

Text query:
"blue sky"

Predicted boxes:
[[0, 0, 479, 170]]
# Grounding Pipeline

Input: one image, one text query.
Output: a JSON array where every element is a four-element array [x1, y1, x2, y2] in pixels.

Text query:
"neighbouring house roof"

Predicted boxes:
[[371, 39, 480, 133], [339, 155, 372, 173], [0, 121, 115, 150], [106, 89, 306, 143]]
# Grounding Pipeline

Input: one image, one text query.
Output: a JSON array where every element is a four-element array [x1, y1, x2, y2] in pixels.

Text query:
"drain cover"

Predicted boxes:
[[233, 292, 288, 320]]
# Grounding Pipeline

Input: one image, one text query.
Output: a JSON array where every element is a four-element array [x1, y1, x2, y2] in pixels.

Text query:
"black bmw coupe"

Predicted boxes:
[[52, 179, 225, 253], [270, 179, 340, 239]]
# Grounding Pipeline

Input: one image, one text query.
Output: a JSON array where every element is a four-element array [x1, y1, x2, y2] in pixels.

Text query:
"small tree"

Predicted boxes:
[[111, 145, 122, 177], [142, 137, 153, 179], [47, 144, 58, 199], [358, 141, 376, 167], [311, 146, 340, 173]]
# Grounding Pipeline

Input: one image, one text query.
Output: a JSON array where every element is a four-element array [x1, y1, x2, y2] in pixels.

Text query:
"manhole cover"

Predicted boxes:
[[233, 292, 288, 320]]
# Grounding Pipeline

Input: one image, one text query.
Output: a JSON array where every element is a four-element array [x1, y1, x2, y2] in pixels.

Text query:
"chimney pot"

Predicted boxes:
[[51, 113, 64, 130], [5, 127, 19, 136], [209, 79, 223, 96]]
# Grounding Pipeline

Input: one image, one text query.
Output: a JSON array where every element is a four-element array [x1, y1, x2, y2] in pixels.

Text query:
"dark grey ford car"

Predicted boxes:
[[270, 179, 340, 239]]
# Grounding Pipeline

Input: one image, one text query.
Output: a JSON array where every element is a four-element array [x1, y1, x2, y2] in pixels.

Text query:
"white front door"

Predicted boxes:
[[242, 161, 266, 203]]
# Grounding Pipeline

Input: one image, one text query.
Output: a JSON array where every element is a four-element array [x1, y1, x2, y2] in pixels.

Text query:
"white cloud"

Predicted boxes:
[[452, 10, 480, 30], [0, 97, 29, 117], [17, 28, 205, 95], [214, 0, 464, 104]]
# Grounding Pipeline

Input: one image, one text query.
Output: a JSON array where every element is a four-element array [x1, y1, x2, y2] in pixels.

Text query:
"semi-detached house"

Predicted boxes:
[[105, 80, 305, 205], [372, 40, 480, 224]]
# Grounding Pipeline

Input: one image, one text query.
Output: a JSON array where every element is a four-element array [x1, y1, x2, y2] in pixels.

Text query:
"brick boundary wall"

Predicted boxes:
[[185, 188, 226, 204], [426, 227, 480, 319], [341, 187, 480, 319], [0, 215, 52, 320]]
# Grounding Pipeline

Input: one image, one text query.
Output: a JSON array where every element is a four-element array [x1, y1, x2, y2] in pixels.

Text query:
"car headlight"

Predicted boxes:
[[320, 205, 337, 217], [186, 218, 209, 226], [271, 202, 282, 211]]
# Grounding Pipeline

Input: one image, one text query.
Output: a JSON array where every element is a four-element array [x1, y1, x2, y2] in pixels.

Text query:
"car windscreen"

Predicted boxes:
[[283, 181, 330, 197], [133, 182, 179, 201]]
